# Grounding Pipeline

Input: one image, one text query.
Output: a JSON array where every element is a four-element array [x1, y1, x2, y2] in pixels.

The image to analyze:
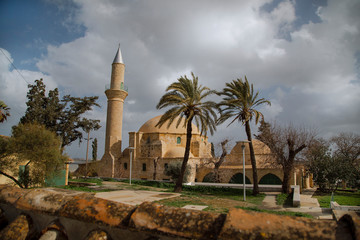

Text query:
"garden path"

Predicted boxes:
[[261, 189, 333, 220]]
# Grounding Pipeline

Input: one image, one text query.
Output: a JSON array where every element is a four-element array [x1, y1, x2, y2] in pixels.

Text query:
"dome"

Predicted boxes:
[[230, 139, 272, 155], [251, 139, 272, 155], [139, 115, 201, 134], [164, 146, 194, 158]]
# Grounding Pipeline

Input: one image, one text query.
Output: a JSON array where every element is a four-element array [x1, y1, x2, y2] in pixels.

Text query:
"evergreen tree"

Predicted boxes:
[[0, 123, 66, 188], [20, 79, 101, 149]]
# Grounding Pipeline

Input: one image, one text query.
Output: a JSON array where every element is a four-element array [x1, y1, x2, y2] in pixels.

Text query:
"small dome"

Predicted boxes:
[[164, 146, 194, 158], [230, 139, 272, 156], [139, 115, 201, 134]]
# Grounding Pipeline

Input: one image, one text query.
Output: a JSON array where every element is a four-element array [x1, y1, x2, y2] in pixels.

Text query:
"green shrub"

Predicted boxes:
[[163, 161, 191, 183]]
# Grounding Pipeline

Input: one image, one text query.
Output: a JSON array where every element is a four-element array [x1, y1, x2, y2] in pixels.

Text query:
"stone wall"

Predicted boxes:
[[0, 185, 359, 240], [197, 166, 285, 184]]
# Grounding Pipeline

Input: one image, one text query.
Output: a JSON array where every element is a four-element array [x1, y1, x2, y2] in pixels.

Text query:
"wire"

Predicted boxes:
[[0, 48, 30, 85]]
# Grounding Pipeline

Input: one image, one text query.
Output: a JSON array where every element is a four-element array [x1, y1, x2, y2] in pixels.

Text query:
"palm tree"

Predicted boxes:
[[0, 101, 10, 123], [156, 72, 218, 192], [217, 76, 271, 195]]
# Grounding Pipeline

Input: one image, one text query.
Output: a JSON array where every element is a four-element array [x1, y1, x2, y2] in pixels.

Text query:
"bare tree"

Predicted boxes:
[[255, 120, 315, 193], [214, 139, 230, 182], [204, 139, 231, 183]]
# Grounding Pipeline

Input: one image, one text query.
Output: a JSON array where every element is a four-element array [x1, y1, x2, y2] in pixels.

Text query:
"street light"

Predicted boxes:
[[128, 147, 135, 185], [237, 140, 251, 201], [84, 131, 93, 178]]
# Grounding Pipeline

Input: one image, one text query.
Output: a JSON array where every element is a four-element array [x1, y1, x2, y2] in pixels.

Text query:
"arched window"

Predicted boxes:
[[203, 172, 216, 182], [259, 173, 282, 185], [177, 137, 181, 144]]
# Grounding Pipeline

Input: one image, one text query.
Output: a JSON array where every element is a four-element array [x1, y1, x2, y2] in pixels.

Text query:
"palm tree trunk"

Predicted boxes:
[[245, 121, 259, 195], [174, 118, 193, 192]]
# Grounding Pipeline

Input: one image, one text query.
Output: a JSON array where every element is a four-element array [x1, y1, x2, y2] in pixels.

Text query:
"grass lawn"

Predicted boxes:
[[157, 187, 265, 214], [312, 190, 360, 208], [118, 179, 266, 213], [235, 206, 313, 218], [57, 185, 114, 192], [57, 179, 313, 218], [276, 193, 293, 207], [69, 177, 103, 185]]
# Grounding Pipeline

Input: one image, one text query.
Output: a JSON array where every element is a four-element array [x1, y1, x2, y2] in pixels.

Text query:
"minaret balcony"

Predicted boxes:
[[105, 83, 128, 92]]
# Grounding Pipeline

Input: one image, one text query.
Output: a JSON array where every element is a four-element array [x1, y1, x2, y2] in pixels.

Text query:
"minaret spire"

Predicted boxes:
[[113, 44, 124, 64]]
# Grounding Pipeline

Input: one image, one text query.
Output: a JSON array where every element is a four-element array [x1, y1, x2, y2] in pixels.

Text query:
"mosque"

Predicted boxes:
[[95, 46, 312, 188]]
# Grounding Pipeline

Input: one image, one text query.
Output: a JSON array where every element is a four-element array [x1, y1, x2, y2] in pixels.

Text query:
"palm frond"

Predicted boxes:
[[155, 72, 218, 136], [218, 76, 271, 127]]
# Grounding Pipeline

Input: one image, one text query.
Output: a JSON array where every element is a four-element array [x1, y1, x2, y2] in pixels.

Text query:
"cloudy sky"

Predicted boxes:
[[1, 0, 359, 159]]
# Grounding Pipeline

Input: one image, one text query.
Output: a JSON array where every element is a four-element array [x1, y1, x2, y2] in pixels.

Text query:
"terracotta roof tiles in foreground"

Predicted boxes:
[[0, 185, 359, 239]]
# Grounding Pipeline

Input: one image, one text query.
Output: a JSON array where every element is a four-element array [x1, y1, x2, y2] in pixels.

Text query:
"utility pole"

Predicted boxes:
[[85, 131, 92, 177], [238, 140, 251, 201]]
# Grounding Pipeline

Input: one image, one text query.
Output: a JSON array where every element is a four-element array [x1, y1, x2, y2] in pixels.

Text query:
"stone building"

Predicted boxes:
[[95, 46, 312, 188], [197, 139, 304, 186], [109, 115, 212, 181]]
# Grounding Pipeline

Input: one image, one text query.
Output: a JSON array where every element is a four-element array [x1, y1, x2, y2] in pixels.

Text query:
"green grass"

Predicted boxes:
[[160, 197, 207, 208], [203, 206, 229, 214], [180, 186, 265, 206], [70, 177, 103, 185], [119, 180, 266, 204], [235, 206, 313, 218], [57, 179, 313, 217], [276, 193, 293, 206], [312, 190, 360, 208], [55, 185, 112, 192], [276, 193, 288, 205], [120, 179, 174, 189], [101, 177, 121, 182]]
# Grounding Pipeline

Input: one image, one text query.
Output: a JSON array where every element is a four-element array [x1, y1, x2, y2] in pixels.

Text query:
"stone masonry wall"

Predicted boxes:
[[1, 185, 359, 239]]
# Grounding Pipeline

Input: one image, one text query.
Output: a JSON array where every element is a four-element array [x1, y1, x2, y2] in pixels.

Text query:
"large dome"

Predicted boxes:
[[138, 115, 201, 134]]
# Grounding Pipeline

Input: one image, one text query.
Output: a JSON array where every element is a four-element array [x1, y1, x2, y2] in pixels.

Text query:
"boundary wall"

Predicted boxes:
[[0, 185, 359, 240]]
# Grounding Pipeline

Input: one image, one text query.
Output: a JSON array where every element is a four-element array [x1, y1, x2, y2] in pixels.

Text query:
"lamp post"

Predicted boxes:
[[128, 147, 135, 185], [85, 131, 92, 178], [238, 140, 250, 201]]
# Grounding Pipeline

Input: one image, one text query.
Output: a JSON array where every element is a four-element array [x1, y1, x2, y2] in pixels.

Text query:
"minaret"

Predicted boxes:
[[102, 46, 128, 177]]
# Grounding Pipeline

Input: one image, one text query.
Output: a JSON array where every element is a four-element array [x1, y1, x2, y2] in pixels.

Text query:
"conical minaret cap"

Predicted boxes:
[[113, 45, 124, 64]]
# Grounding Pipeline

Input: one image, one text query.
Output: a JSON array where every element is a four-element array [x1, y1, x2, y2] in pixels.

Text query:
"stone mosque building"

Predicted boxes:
[[95, 46, 312, 188]]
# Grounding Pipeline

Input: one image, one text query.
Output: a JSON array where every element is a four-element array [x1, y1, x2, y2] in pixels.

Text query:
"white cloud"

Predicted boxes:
[[2, 0, 359, 158], [0, 48, 57, 135]]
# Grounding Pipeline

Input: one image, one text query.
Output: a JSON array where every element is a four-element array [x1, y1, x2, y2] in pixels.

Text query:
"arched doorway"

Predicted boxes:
[[202, 172, 216, 182], [259, 173, 282, 185], [229, 173, 251, 184]]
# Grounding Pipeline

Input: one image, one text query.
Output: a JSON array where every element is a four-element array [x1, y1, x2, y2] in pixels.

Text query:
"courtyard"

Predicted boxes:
[[59, 178, 359, 219]]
